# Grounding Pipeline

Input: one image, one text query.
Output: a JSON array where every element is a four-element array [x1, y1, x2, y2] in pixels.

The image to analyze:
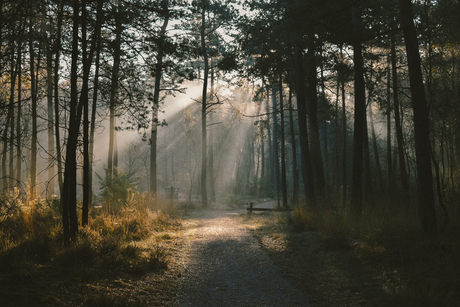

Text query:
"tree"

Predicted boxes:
[[350, 4, 366, 218], [399, 0, 437, 234], [150, 0, 170, 195]]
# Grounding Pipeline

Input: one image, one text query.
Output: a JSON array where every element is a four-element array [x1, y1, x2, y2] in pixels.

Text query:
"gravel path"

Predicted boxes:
[[176, 209, 310, 306]]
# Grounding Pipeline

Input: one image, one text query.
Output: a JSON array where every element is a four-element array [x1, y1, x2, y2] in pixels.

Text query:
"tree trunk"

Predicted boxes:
[[306, 33, 326, 200], [399, 0, 437, 234], [288, 86, 299, 207], [16, 38, 22, 186], [363, 107, 373, 201], [150, 2, 170, 194], [89, 10, 103, 208], [29, 18, 37, 200], [266, 86, 273, 190], [294, 44, 316, 206], [8, 42, 16, 192], [81, 0, 89, 226], [386, 54, 395, 194], [61, 0, 81, 244], [369, 102, 383, 192], [47, 27, 55, 199], [200, 1, 208, 208], [208, 60, 216, 202], [350, 5, 365, 219], [391, 26, 409, 193], [341, 48, 347, 208], [279, 75, 287, 208], [54, 0, 64, 194], [108, 0, 122, 188]]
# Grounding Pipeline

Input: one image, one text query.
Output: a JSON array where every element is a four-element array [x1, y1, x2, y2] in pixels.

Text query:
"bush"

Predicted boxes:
[[96, 167, 139, 213]]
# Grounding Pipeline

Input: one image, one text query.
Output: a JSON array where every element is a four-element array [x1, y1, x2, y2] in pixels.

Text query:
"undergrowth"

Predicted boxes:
[[290, 199, 460, 307], [0, 189, 183, 305]]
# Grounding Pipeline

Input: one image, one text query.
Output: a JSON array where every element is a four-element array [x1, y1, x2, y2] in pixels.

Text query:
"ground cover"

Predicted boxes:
[[0, 196, 187, 307], [239, 206, 460, 307]]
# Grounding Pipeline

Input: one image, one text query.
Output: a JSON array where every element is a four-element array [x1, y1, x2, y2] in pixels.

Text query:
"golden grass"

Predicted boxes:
[[289, 199, 460, 307], [0, 190, 184, 306]]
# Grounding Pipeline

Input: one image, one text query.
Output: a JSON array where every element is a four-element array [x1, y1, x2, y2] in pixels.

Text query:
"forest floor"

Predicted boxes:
[[175, 203, 389, 307], [2, 200, 458, 306], [176, 200, 460, 307]]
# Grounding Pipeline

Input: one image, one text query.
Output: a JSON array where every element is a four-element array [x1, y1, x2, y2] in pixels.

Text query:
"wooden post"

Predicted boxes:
[[249, 202, 253, 213], [170, 186, 174, 207]]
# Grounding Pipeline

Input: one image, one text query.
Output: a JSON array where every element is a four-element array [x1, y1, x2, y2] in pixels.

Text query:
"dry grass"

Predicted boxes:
[[240, 199, 460, 307], [0, 191, 185, 306]]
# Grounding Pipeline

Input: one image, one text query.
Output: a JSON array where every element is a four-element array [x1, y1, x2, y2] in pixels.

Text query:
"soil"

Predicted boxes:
[[176, 209, 310, 306], [176, 204, 393, 307]]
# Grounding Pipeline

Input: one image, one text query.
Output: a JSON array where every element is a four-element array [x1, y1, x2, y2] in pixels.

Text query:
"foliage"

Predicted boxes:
[[289, 199, 460, 306], [96, 167, 139, 212]]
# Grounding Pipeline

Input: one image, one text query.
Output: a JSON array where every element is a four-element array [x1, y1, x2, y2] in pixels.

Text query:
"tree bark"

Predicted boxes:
[[16, 38, 22, 186], [288, 86, 299, 207], [386, 54, 395, 193], [369, 102, 383, 192], [108, 0, 122, 188], [8, 41, 16, 192], [208, 61, 216, 202], [399, 0, 437, 234], [341, 47, 347, 208], [29, 16, 37, 200], [200, 0, 208, 208], [54, 0, 64, 194], [350, 5, 365, 218], [61, 0, 81, 244], [279, 74, 288, 208], [150, 1, 170, 194], [306, 33, 326, 200], [294, 44, 316, 206], [391, 26, 409, 193], [47, 24, 55, 199]]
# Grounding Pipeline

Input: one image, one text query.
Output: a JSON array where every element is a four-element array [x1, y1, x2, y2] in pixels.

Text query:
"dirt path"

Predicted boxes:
[[176, 209, 310, 306]]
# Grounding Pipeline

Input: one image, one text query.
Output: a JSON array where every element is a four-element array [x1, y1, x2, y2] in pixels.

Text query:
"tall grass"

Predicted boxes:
[[0, 190, 181, 275], [292, 198, 460, 306]]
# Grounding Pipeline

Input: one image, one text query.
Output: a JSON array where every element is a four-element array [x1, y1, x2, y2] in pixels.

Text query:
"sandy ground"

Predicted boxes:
[[176, 206, 310, 307]]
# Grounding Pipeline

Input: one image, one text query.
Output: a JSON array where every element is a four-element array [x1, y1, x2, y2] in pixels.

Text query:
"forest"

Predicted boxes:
[[1, 0, 460, 305]]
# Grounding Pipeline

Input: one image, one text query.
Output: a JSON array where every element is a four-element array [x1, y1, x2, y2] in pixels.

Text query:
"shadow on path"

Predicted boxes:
[[176, 210, 310, 306]]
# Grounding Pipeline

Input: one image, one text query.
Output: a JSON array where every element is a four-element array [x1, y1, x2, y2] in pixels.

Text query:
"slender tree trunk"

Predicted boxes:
[[208, 60, 216, 202], [386, 54, 394, 193], [340, 46, 347, 208], [369, 102, 383, 192], [9, 42, 16, 192], [81, 0, 89, 226], [150, 2, 169, 194], [61, 0, 81, 245], [16, 39, 22, 186], [294, 44, 315, 206], [29, 18, 37, 200], [350, 5, 365, 218], [89, 12, 102, 208], [108, 0, 122, 188], [272, 92, 280, 209], [47, 24, 55, 198], [54, 0, 64, 194], [306, 33, 326, 200], [266, 86, 273, 189], [363, 108, 373, 201], [335, 71, 340, 195], [288, 86, 299, 207], [279, 74, 287, 208], [200, 1, 208, 208], [2, 115, 10, 192], [399, 0, 437, 234], [391, 26, 409, 194]]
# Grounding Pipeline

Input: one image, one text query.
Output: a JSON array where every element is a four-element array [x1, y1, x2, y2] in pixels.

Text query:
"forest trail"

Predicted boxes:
[[176, 208, 310, 306]]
